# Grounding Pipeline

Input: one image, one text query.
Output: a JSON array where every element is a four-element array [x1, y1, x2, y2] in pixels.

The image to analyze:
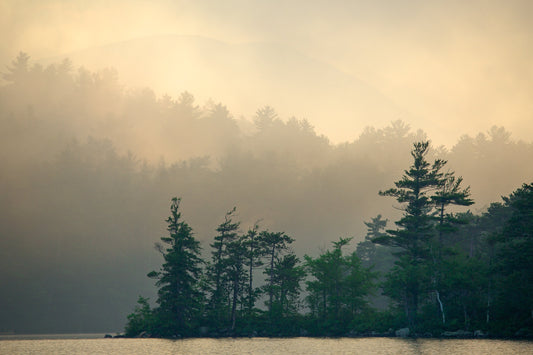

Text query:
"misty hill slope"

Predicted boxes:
[[2, 54, 533, 333], [48, 35, 407, 142]]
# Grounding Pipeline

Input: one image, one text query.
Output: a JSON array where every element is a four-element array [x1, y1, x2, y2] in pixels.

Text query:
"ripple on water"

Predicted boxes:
[[1, 337, 532, 355]]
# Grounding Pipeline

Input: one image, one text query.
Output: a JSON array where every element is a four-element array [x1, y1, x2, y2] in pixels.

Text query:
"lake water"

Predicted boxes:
[[1, 335, 532, 355]]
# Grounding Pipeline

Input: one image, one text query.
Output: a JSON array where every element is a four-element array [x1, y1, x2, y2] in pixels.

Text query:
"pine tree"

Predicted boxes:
[[357, 215, 388, 266], [147, 198, 203, 336], [268, 252, 305, 333], [431, 174, 473, 325], [241, 224, 263, 317], [260, 231, 294, 321], [375, 141, 446, 330], [225, 236, 247, 332], [2, 52, 31, 84], [305, 237, 375, 334], [207, 207, 241, 329], [495, 183, 533, 334]]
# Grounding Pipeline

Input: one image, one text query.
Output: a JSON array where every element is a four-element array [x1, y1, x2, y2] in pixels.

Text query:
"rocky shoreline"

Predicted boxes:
[[105, 327, 533, 340]]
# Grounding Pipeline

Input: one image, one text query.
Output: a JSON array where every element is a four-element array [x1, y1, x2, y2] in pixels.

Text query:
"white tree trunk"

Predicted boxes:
[[435, 290, 445, 324]]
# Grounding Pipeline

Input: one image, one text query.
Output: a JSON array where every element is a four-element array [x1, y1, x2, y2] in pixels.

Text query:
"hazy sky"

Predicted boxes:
[[2, 0, 532, 145], [2, 1, 533, 333]]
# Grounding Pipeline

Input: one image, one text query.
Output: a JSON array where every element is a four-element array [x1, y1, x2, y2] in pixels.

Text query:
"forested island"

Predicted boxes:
[[125, 142, 533, 339], [0, 54, 532, 337]]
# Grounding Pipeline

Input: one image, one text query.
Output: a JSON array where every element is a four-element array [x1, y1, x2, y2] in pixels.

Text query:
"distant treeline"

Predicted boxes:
[[1, 53, 532, 334], [125, 142, 533, 338]]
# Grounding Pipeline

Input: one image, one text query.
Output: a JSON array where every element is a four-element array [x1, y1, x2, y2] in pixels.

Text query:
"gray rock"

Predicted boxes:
[[346, 329, 358, 337], [395, 328, 410, 338], [441, 330, 473, 338], [474, 330, 487, 338], [136, 331, 150, 338]]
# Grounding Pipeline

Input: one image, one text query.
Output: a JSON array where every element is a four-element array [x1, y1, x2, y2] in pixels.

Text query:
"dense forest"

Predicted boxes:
[[0, 53, 532, 336], [125, 145, 533, 339]]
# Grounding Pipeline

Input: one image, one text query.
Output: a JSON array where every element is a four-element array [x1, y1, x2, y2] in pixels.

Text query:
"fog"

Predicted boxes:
[[2, 0, 533, 145], [1, 1, 532, 333]]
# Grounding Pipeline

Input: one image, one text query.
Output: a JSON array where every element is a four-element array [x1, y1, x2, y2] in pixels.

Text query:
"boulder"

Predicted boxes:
[[441, 330, 473, 338], [474, 330, 487, 338], [395, 328, 410, 338], [136, 331, 150, 338]]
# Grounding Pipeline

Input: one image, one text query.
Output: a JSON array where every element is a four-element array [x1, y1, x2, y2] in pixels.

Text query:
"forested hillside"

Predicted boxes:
[[1, 54, 532, 334], [125, 146, 533, 338]]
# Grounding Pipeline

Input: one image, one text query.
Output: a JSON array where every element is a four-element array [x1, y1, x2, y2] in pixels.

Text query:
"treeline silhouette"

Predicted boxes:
[[0, 53, 532, 334], [126, 145, 533, 338]]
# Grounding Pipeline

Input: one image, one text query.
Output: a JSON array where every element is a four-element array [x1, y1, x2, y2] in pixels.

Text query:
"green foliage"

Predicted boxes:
[[493, 183, 533, 334], [357, 214, 392, 269], [376, 141, 447, 329], [125, 181, 533, 338], [125, 296, 154, 337], [305, 238, 376, 335], [2, 53, 533, 336], [263, 252, 306, 333], [146, 198, 204, 337], [206, 207, 244, 330], [241, 224, 263, 317], [375, 141, 476, 331], [260, 231, 295, 316]]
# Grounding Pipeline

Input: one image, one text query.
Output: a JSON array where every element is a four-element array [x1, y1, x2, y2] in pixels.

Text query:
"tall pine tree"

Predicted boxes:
[[147, 198, 204, 337], [375, 141, 446, 330], [207, 207, 241, 330]]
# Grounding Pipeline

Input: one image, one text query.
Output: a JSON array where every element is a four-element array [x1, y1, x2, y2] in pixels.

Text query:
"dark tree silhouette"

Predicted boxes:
[[207, 207, 240, 329], [375, 141, 446, 330], [145, 198, 204, 337]]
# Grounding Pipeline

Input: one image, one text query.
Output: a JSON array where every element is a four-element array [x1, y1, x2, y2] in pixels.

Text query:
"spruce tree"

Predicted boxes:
[[147, 197, 204, 337]]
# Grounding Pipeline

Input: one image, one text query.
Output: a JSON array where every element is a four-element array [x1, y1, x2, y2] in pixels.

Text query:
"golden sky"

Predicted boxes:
[[1, 0, 532, 145]]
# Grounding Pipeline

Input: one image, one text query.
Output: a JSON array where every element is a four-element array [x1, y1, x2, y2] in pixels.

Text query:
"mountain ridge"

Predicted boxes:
[[42, 34, 410, 143]]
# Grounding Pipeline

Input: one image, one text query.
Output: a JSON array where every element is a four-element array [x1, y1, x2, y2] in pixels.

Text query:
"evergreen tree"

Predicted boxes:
[[2, 52, 31, 84], [357, 215, 388, 266], [494, 183, 533, 335], [225, 236, 247, 332], [260, 231, 294, 321], [305, 237, 375, 334], [267, 252, 306, 334], [375, 141, 446, 330], [254, 105, 279, 131], [207, 207, 241, 329], [146, 197, 204, 336], [241, 224, 263, 317], [125, 296, 155, 337], [430, 174, 473, 325]]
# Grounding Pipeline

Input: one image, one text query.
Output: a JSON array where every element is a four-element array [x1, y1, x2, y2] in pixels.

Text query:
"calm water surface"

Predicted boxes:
[[1, 336, 532, 355]]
